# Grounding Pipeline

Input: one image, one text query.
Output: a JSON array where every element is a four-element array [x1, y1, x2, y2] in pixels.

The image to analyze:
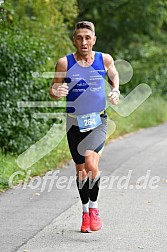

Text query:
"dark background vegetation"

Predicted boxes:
[[0, 0, 167, 154]]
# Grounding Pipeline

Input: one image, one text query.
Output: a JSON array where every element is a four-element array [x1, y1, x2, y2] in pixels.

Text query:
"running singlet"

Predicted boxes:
[[65, 52, 107, 115]]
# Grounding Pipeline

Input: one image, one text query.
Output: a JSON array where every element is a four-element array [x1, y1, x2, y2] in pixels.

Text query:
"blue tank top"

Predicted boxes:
[[65, 51, 107, 115]]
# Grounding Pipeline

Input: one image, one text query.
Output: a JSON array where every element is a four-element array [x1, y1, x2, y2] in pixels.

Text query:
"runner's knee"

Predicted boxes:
[[76, 164, 87, 180]]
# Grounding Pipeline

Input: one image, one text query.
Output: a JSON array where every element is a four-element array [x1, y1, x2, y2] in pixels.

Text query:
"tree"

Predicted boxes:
[[0, 0, 79, 153], [77, 0, 167, 97], [1, 0, 78, 62], [0, 27, 52, 153]]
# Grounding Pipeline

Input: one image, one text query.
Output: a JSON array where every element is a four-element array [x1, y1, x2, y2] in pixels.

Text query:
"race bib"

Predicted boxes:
[[77, 112, 102, 132]]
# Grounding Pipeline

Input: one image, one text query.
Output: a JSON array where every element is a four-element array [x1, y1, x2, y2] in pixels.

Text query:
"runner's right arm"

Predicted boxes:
[[49, 57, 68, 100]]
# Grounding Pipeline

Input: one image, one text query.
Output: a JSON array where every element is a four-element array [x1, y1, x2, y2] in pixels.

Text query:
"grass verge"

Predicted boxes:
[[0, 96, 167, 191]]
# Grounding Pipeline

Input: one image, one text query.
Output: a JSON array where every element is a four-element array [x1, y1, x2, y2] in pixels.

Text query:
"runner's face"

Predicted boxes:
[[73, 28, 96, 56]]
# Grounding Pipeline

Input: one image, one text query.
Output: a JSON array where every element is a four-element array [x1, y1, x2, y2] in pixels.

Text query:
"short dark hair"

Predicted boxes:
[[74, 21, 95, 35]]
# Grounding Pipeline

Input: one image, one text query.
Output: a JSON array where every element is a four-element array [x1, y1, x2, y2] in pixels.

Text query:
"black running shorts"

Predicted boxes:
[[66, 113, 107, 164]]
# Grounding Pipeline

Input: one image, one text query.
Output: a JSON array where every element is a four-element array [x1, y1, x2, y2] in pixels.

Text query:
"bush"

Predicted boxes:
[[0, 28, 52, 154]]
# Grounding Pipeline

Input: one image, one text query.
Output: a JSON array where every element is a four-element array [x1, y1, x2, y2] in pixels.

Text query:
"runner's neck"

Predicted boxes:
[[74, 51, 95, 66]]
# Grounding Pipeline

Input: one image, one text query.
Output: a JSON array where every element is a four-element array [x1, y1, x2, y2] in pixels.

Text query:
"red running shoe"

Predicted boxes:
[[89, 208, 102, 231], [81, 212, 91, 233]]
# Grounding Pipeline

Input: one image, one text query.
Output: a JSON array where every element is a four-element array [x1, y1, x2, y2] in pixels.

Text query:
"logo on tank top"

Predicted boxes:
[[67, 79, 89, 101]]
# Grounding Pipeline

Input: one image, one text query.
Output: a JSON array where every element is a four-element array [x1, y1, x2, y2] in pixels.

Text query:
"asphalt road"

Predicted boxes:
[[0, 122, 167, 252]]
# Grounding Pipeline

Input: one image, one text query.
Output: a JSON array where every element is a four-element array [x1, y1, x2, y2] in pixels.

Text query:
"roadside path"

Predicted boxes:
[[0, 122, 167, 252]]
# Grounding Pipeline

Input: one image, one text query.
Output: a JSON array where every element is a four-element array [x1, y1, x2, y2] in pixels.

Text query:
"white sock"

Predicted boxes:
[[83, 202, 89, 213], [89, 200, 98, 209]]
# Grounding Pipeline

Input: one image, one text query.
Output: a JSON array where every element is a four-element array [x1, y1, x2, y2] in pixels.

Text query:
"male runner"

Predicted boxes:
[[50, 21, 119, 233]]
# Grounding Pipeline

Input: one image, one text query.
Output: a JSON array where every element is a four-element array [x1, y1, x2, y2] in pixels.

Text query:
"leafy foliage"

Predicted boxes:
[[77, 0, 167, 97], [2, 0, 78, 62], [0, 0, 78, 154], [0, 28, 52, 153]]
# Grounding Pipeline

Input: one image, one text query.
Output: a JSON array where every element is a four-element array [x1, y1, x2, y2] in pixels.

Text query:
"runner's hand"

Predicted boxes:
[[52, 83, 69, 98], [108, 91, 119, 105]]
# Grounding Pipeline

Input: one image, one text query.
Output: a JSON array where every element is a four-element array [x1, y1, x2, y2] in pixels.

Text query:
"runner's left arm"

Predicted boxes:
[[103, 53, 120, 105]]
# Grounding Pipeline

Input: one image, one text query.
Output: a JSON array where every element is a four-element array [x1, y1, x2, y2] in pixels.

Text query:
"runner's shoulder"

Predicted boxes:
[[102, 53, 114, 70], [56, 56, 67, 72]]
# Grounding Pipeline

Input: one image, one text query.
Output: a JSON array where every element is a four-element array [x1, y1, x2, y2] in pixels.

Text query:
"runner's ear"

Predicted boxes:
[[73, 37, 76, 47], [93, 36, 96, 45]]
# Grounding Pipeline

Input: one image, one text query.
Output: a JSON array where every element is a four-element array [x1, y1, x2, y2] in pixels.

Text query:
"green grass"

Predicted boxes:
[[0, 137, 71, 191], [0, 96, 167, 191], [106, 96, 167, 140]]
